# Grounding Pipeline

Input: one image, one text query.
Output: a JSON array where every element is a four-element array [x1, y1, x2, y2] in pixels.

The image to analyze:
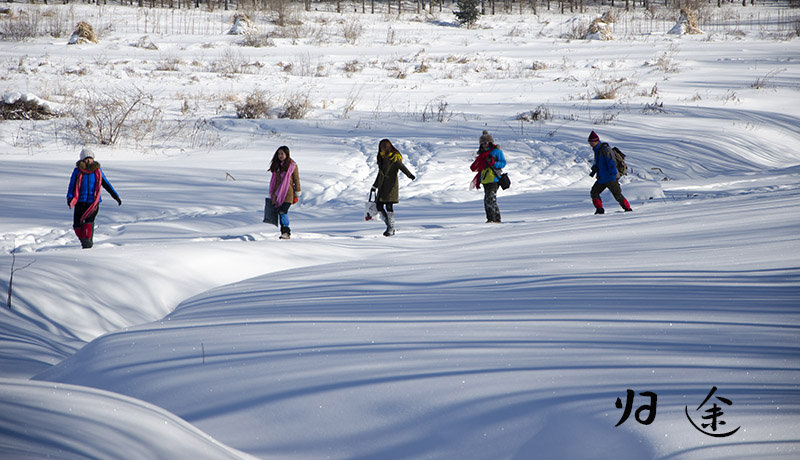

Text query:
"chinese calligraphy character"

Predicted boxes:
[[615, 389, 657, 426], [685, 386, 741, 437]]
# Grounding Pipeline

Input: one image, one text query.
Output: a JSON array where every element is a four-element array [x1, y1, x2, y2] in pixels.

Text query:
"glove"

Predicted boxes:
[[370, 186, 377, 193], [67, 197, 72, 207], [409, 174, 416, 180], [589, 170, 596, 178], [293, 191, 300, 204], [116, 198, 122, 206]]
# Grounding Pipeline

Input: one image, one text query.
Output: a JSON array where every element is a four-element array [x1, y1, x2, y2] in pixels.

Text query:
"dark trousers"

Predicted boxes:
[[483, 182, 501, 222], [376, 201, 394, 214], [591, 180, 630, 209], [73, 202, 99, 248]]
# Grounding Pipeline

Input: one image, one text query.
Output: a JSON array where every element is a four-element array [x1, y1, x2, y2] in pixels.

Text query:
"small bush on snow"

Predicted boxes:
[[235, 90, 274, 119], [279, 92, 313, 119]]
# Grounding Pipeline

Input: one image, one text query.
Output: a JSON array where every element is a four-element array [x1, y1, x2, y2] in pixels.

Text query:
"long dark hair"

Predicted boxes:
[[377, 139, 400, 162], [269, 146, 291, 173]]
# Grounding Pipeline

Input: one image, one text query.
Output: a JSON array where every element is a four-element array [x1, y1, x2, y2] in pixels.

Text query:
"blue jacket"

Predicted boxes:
[[592, 142, 618, 184], [480, 146, 507, 184], [67, 162, 120, 204]]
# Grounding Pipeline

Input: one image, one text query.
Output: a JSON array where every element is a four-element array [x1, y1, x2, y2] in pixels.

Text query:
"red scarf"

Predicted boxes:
[[469, 146, 495, 190], [70, 168, 102, 223]]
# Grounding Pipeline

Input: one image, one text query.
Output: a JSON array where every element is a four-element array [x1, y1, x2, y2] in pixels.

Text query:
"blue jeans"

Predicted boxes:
[[277, 202, 291, 233]]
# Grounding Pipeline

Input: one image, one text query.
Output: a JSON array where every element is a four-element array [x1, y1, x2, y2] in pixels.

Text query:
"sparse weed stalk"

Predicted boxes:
[[341, 86, 362, 119], [515, 104, 553, 122], [421, 97, 451, 123], [339, 17, 363, 45], [654, 44, 680, 73], [721, 90, 739, 104], [642, 100, 666, 114], [593, 110, 618, 124], [751, 68, 786, 89]]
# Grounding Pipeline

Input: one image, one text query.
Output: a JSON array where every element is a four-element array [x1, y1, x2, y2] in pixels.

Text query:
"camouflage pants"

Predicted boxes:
[[483, 182, 501, 223]]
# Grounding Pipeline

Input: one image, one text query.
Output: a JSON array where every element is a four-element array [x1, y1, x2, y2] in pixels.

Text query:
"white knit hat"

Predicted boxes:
[[79, 147, 95, 160]]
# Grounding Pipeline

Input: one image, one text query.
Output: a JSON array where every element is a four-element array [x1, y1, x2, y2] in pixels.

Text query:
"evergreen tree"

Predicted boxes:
[[454, 0, 481, 27]]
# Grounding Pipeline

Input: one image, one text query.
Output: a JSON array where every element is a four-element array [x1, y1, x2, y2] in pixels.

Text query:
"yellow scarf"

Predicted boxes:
[[380, 150, 402, 162]]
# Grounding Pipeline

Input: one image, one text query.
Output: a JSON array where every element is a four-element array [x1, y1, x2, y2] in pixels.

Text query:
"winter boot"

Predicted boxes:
[[383, 211, 395, 237], [279, 226, 291, 240], [78, 222, 94, 248], [592, 198, 605, 215], [621, 199, 632, 212]]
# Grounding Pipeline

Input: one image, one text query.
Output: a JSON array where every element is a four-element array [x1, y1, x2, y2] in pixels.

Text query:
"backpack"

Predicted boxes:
[[612, 147, 627, 177]]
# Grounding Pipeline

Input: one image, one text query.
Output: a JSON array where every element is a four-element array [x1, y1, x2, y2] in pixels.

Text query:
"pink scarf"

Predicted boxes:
[[70, 168, 102, 223], [269, 161, 296, 206]]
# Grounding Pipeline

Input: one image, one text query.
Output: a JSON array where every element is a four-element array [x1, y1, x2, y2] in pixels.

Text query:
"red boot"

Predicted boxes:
[[80, 223, 94, 248], [621, 199, 632, 212], [592, 198, 604, 215]]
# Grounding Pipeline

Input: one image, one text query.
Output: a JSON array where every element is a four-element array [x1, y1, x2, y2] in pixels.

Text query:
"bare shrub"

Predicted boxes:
[[210, 47, 248, 75], [241, 31, 275, 47], [42, 7, 72, 38], [515, 104, 552, 122], [339, 17, 363, 44], [155, 56, 182, 72], [1, 9, 41, 41], [133, 35, 158, 50], [421, 97, 451, 123], [562, 19, 588, 40], [642, 101, 666, 114], [67, 86, 156, 145], [530, 61, 547, 71], [343, 59, 363, 75], [594, 81, 623, 100], [235, 90, 274, 119], [654, 49, 680, 73], [387, 63, 408, 79], [279, 92, 313, 119]]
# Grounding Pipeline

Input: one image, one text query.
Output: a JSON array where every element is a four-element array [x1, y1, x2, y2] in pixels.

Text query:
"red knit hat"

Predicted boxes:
[[588, 131, 600, 142]]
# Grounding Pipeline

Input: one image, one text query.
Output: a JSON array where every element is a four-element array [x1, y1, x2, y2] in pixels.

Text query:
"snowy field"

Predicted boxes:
[[1, 2, 799, 459]]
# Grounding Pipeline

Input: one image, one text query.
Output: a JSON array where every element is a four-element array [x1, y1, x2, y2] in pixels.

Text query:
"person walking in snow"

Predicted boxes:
[[370, 139, 415, 237], [269, 146, 301, 240], [66, 147, 122, 249], [588, 130, 632, 214], [470, 130, 506, 223]]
